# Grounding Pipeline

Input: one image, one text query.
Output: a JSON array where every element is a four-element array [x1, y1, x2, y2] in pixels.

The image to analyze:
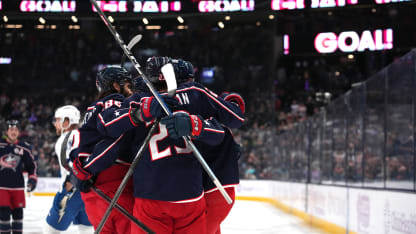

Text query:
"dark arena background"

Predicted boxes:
[[1, 0, 416, 233]]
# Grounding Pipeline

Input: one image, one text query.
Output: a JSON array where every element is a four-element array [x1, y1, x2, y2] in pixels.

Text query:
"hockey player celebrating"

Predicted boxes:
[[161, 62, 245, 234], [0, 120, 37, 234], [71, 65, 139, 233], [43, 105, 93, 234]]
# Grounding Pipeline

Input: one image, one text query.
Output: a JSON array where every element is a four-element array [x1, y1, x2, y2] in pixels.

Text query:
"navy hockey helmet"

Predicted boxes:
[[172, 59, 194, 83], [145, 56, 171, 84], [6, 120, 19, 129], [184, 60, 195, 79], [96, 65, 132, 93]]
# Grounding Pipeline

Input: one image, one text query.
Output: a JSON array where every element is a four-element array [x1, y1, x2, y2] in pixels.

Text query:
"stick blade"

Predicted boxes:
[[127, 34, 142, 50], [161, 63, 177, 97]]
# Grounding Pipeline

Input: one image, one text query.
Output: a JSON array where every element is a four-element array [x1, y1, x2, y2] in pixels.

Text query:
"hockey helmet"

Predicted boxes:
[[96, 65, 132, 93], [171, 59, 194, 83], [54, 105, 81, 126], [6, 120, 19, 129], [145, 56, 171, 84]]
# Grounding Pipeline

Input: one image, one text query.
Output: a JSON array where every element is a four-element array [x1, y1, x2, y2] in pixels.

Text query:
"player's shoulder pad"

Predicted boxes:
[[88, 100, 102, 110], [178, 82, 218, 97], [179, 81, 202, 89]]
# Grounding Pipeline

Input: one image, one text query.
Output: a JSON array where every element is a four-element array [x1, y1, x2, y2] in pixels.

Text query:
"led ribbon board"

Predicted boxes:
[[272, 0, 415, 10], [198, 0, 255, 12], [92, 1, 181, 13], [20, 1, 76, 12]]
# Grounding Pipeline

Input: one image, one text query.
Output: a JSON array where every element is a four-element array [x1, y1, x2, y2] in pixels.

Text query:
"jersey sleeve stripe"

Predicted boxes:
[[99, 112, 130, 127], [84, 134, 124, 169], [204, 128, 225, 134], [177, 86, 245, 122]]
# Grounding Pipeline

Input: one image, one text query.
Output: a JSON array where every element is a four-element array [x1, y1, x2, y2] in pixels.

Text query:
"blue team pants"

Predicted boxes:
[[46, 185, 92, 231]]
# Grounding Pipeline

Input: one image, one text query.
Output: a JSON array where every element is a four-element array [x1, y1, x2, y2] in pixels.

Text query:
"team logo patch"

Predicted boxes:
[[0, 154, 21, 171]]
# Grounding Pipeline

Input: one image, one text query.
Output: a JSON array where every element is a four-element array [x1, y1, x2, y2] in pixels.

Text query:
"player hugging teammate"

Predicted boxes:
[[64, 56, 245, 233]]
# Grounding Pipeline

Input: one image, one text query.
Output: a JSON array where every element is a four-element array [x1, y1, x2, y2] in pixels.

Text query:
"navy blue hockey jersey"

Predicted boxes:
[[0, 138, 37, 189], [70, 93, 132, 175], [75, 93, 124, 157]]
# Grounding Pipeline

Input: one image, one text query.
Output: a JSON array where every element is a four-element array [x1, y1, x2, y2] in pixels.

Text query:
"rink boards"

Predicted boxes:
[[236, 180, 416, 234], [33, 178, 416, 234]]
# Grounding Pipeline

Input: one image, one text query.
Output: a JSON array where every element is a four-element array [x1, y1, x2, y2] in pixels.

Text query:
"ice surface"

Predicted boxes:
[[23, 196, 325, 234]]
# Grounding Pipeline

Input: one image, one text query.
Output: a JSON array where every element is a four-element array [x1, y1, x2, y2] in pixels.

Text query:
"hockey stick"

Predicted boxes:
[[121, 34, 142, 66], [94, 64, 176, 234], [90, 186, 154, 233], [90, 0, 233, 206]]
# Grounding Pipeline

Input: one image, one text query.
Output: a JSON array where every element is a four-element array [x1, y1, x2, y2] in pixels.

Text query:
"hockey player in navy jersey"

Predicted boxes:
[[0, 120, 37, 234], [85, 57, 244, 234], [161, 63, 246, 234], [43, 105, 93, 234], [71, 65, 139, 234]]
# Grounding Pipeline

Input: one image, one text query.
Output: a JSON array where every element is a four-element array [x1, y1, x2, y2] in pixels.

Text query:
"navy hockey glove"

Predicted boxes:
[[221, 92, 245, 114], [161, 112, 204, 139], [72, 157, 92, 181], [73, 177, 96, 193], [139, 96, 179, 122], [26, 178, 37, 192]]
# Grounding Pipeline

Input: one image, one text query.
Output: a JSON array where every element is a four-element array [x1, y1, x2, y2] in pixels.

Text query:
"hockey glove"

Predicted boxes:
[[139, 96, 179, 122], [72, 157, 92, 181], [75, 178, 96, 193], [26, 178, 37, 192], [161, 112, 204, 139], [221, 92, 245, 114]]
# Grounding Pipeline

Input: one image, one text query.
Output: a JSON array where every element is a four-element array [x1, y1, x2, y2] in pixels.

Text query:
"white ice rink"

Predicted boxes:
[[23, 196, 325, 234]]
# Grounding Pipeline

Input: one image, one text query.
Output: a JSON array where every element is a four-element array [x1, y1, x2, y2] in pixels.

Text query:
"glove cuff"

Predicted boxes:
[[140, 97, 154, 122], [129, 107, 141, 125], [72, 158, 92, 181], [224, 93, 245, 114], [189, 115, 203, 137]]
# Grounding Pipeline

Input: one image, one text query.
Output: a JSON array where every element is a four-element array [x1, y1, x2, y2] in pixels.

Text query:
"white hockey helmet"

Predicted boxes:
[[54, 105, 81, 126]]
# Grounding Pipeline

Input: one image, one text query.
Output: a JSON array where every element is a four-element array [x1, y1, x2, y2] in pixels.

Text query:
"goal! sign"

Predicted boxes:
[[314, 29, 393, 54]]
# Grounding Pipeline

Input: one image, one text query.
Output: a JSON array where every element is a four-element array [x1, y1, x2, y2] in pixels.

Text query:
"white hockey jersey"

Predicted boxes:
[[54, 130, 80, 185]]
